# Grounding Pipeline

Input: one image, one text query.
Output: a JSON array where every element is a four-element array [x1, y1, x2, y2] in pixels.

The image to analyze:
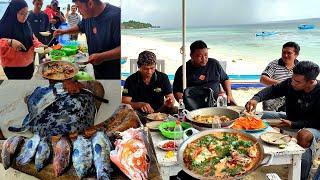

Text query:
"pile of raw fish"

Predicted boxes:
[[1, 128, 150, 180]]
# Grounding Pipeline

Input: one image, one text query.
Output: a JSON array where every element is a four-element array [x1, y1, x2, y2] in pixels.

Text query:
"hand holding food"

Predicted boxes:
[[245, 99, 258, 112], [139, 102, 154, 114]]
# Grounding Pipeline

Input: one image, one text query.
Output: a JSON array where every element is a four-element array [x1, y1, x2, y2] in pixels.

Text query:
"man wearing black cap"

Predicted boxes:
[[54, 0, 120, 79], [122, 51, 175, 114], [173, 40, 236, 105]]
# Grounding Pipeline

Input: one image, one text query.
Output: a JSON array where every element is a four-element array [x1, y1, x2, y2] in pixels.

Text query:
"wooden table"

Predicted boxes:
[[150, 126, 305, 180]]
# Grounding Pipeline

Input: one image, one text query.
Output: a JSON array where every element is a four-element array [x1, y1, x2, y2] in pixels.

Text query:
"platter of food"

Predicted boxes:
[[178, 129, 272, 179], [260, 132, 291, 145], [146, 112, 168, 121], [231, 116, 269, 132], [39, 61, 78, 80], [184, 107, 240, 128]]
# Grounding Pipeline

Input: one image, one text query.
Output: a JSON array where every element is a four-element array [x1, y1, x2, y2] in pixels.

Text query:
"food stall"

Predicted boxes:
[[32, 41, 95, 80]]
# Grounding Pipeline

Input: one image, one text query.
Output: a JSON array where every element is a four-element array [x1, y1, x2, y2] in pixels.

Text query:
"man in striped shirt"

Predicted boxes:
[[260, 42, 300, 111], [66, 5, 81, 40]]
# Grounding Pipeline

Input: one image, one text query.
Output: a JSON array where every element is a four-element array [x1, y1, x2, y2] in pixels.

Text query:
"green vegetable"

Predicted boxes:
[[238, 148, 248, 155], [223, 133, 238, 142], [222, 165, 244, 176], [239, 140, 252, 148]]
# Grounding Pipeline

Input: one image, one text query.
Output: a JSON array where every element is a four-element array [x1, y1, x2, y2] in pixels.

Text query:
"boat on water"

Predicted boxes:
[[298, 24, 315, 30], [255, 31, 277, 37]]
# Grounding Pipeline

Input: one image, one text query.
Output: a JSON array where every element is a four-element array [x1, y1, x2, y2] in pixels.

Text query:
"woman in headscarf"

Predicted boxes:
[[0, 0, 43, 79]]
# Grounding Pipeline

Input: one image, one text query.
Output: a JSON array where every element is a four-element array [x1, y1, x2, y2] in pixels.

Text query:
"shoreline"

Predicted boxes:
[[121, 35, 270, 77]]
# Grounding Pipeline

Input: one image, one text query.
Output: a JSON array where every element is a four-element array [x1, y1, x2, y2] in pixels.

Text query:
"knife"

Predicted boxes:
[[80, 88, 109, 103]]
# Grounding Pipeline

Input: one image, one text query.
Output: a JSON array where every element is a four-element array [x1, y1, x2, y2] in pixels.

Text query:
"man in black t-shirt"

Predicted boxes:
[[245, 61, 320, 180], [173, 40, 237, 104], [122, 51, 175, 114], [54, 0, 120, 79], [27, 0, 50, 44]]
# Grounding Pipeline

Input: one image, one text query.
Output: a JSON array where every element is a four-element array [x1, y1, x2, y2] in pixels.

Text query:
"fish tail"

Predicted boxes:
[[35, 163, 43, 172], [96, 168, 110, 180]]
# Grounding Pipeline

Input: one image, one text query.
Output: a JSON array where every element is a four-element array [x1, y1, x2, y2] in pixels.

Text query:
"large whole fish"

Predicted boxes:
[[35, 138, 51, 172], [8, 84, 96, 138], [110, 128, 150, 180], [2, 136, 25, 169], [72, 135, 93, 178], [16, 134, 40, 166], [53, 136, 72, 177], [92, 131, 113, 180]]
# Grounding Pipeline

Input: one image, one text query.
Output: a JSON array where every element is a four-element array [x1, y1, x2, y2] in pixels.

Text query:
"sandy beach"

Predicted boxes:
[[121, 35, 269, 76]]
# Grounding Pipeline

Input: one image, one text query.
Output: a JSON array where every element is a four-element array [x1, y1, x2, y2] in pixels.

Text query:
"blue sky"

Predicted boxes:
[[122, 0, 320, 27]]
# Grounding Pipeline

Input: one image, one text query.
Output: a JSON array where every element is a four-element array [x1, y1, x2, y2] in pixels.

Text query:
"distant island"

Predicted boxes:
[[121, 20, 160, 29]]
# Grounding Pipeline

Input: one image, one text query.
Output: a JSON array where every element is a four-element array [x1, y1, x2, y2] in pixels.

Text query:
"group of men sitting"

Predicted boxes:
[[122, 40, 320, 179]]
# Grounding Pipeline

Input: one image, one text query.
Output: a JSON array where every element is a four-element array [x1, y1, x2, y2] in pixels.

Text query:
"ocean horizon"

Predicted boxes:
[[122, 19, 320, 68]]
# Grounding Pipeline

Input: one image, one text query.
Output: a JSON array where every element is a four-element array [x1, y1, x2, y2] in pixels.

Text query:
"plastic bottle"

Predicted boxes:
[[178, 99, 185, 121], [58, 22, 70, 45], [174, 120, 183, 150], [216, 92, 227, 107]]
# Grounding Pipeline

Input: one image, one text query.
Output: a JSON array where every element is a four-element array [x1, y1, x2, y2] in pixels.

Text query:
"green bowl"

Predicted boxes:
[[73, 71, 94, 80], [61, 46, 78, 56], [159, 121, 191, 139], [50, 50, 66, 60]]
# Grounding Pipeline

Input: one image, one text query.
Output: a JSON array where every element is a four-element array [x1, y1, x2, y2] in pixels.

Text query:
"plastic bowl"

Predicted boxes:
[[73, 71, 94, 80], [159, 121, 191, 139], [49, 50, 66, 60], [61, 46, 78, 56]]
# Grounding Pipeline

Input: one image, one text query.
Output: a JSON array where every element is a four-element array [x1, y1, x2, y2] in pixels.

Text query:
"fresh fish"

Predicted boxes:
[[1, 136, 15, 170], [8, 136, 24, 155], [35, 138, 51, 172], [72, 135, 93, 178], [8, 84, 96, 138], [92, 131, 113, 180], [16, 134, 40, 166], [8, 86, 60, 133], [110, 128, 150, 180], [2, 136, 25, 169], [53, 136, 72, 177]]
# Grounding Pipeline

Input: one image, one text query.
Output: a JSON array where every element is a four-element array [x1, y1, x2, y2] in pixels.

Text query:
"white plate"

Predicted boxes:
[[260, 132, 291, 145], [146, 121, 162, 131], [39, 31, 51, 36], [157, 140, 179, 151]]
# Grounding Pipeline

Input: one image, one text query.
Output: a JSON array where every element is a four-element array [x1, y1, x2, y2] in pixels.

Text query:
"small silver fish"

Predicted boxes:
[[16, 134, 40, 166], [72, 135, 93, 178], [35, 138, 51, 172], [92, 131, 113, 180]]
